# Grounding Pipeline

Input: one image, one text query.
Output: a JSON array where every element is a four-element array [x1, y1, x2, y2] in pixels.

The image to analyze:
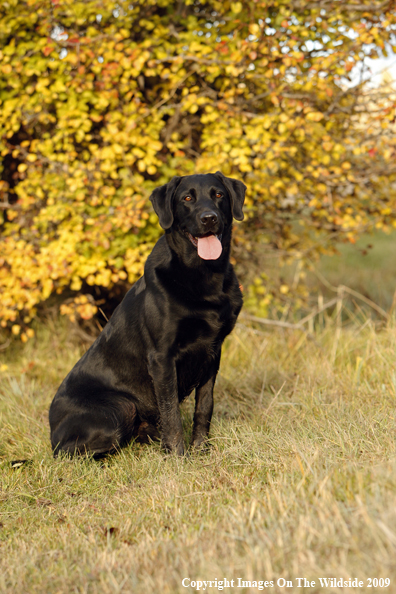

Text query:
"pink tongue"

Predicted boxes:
[[197, 235, 222, 260]]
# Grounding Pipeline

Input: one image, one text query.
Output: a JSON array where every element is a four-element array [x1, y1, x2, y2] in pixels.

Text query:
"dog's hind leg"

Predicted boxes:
[[136, 421, 160, 444], [51, 400, 137, 458]]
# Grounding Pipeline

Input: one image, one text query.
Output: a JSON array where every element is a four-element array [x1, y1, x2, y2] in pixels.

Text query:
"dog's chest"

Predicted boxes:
[[175, 298, 232, 350], [174, 301, 234, 399]]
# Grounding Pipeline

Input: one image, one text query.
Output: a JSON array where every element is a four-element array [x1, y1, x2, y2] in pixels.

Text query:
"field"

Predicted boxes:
[[313, 231, 396, 312], [1, 233, 396, 594]]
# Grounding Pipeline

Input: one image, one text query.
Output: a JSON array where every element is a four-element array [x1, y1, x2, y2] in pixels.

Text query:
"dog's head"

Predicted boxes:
[[149, 172, 246, 261]]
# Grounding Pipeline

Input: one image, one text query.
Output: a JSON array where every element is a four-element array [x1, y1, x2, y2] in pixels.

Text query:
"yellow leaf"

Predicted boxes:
[[231, 2, 243, 13], [307, 112, 324, 122]]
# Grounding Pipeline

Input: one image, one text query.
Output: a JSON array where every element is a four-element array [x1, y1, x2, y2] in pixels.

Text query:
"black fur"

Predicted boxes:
[[49, 172, 246, 457]]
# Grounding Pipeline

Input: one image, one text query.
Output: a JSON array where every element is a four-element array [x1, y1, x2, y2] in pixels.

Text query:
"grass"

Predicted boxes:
[[312, 230, 396, 312], [1, 311, 396, 593]]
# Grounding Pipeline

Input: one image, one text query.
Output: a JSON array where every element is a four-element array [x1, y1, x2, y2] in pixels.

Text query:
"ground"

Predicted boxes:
[[1, 232, 396, 593], [1, 309, 396, 593]]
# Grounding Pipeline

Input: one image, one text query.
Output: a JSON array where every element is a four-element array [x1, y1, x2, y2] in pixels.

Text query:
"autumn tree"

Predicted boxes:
[[1, 0, 396, 338]]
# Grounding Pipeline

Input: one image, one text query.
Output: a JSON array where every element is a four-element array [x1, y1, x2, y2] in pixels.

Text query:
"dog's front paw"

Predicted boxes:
[[175, 441, 185, 456], [162, 437, 185, 456], [191, 436, 210, 453]]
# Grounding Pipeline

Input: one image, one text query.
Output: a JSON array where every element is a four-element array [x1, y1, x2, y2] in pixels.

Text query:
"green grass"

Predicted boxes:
[[1, 315, 396, 593], [313, 230, 396, 312]]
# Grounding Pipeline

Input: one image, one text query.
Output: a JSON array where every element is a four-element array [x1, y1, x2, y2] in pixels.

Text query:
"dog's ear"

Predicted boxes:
[[149, 176, 182, 229], [214, 171, 246, 221]]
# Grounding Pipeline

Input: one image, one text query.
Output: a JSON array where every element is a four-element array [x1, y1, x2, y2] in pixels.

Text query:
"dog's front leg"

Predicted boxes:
[[191, 371, 217, 450], [148, 352, 184, 455]]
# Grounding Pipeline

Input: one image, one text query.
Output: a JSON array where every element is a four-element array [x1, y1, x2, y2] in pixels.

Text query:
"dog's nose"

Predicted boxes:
[[200, 211, 218, 226]]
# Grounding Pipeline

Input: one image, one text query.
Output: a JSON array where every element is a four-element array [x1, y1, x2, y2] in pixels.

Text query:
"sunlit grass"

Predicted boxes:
[[1, 312, 396, 592], [313, 230, 396, 311]]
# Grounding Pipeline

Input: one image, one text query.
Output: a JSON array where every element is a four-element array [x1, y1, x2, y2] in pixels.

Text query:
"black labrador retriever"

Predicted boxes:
[[49, 171, 246, 457]]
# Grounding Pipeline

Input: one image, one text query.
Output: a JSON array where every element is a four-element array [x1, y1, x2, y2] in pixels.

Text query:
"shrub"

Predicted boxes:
[[1, 0, 396, 336]]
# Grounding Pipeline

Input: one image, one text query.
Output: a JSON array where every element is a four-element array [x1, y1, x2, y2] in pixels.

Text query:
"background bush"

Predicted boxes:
[[1, 0, 396, 339]]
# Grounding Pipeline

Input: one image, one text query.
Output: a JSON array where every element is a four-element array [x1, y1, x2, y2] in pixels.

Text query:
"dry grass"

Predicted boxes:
[[1, 314, 396, 593]]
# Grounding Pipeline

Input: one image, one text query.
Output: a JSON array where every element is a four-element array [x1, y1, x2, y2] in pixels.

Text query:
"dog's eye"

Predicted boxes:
[[184, 196, 192, 202], [215, 192, 222, 198]]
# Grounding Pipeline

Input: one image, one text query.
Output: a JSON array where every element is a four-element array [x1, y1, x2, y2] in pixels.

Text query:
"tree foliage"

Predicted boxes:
[[1, 0, 396, 337]]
